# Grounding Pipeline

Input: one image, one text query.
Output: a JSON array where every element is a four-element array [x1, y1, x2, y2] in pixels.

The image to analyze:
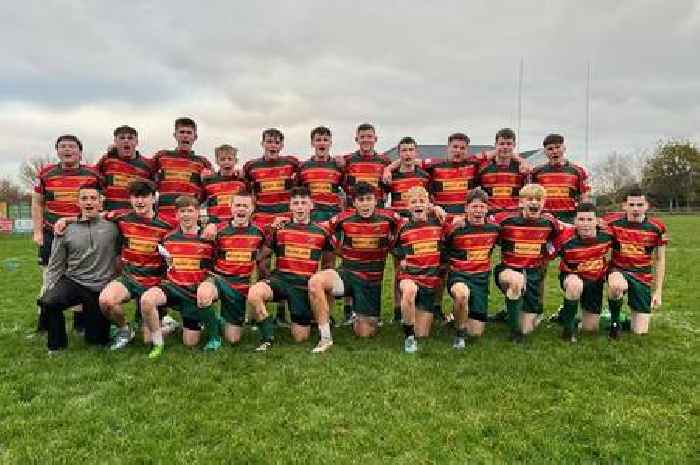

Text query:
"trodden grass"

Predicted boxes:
[[0, 215, 697, 464]]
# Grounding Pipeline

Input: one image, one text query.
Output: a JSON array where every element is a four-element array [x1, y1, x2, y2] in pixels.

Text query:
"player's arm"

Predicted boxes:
[[256, 245, 273, 279], [44, 233, 67, 291], [31, 192, 44, 246], [651, 245, 666, 309]]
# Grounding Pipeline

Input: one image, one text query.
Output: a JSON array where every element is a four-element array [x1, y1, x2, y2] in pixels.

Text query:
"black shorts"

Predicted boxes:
[[38, 229, 54, 267], [559, 273, 604, 314]]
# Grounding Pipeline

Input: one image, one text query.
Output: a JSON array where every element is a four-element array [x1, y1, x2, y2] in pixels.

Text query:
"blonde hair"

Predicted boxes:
[[405, 186, 429, 203], [519, 183, 546, 200], [215, 144, 238, 160]]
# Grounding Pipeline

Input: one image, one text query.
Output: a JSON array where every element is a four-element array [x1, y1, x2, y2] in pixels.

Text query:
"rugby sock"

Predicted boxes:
[[259, 316, 275, 342], [561, 299, 579, 333], [344, 303, 353, 320], [403, 323, 415, 338], [609, 298, 623, 324], [318, 323, 331, 340], [393, 306, 401, 321], [456, 328, 467, 338], [505, 298, 523, 333], [151, 330, 163, 346], [201, 306, 220, 342]]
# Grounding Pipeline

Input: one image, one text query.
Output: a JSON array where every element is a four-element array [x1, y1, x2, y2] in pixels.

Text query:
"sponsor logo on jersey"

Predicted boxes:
[[354, 176, 379, 187], [578, 258, 604, 272], [412, 240, 438, 255], [260, 179, 285, 192], [352, 237, 380, 249], [467, 248, 490, 262], [309, 182, 332, 193], [225, 249, 252, 262], [166, 170, 192, 182], [493, 186, 512, 197], [217, 194, 232, 206], [129, 238, 157, 253], [621, 242, 645, 257], [112, 173, 136, 188], [285, 245, 311, 259], [53, 190, 79, 202], [514, 242, 542, 257], [442, 180, 467, 192], [544, 186, 570, 198], [172, 257, 201, 270]]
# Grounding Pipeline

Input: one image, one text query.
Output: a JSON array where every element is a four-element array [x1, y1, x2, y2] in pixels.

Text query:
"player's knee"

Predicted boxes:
[[564, 277, 583, 300], [308, 274, 327, 297], [400, 281, 417, 300]]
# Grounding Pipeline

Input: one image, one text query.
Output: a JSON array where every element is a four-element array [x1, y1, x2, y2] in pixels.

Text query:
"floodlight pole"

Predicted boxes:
[[517, 58, 524, 151], [585, 62, 591, 164]]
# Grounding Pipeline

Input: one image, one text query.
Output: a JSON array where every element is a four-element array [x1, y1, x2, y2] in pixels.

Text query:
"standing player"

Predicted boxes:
[[246, 187, 332, 351], [605, 187, 667, 338], [556, 203, 613, 342], [443, 189, 500, 348], [32, 134, 102, 334], [343, 123, 391, 207], [392, 186, 443, 353], [494, 184, 564, 342], [140, 196, 220, 358], [308, 182, 401, 349], [196, 191, 266, 345], [202, 144, 248, 224], [96, 125, 154, 214], [476, 128, 528, 213], [152, 117, 212, 228], [530, 133, 590, 224]]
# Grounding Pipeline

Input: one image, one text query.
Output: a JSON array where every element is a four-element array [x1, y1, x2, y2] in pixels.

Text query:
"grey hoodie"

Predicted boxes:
[[45, 217, 120, 292]]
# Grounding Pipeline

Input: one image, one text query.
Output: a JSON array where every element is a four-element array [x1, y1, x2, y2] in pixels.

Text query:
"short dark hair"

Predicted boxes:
[[466, 187, 489, 205], [354, 181, 375, 198], [543, 133, 564, 147], [310, 126, 332, 140], [626, 185, 646, 198], [398, 136, 417, 147], [128, 180, 156, 197], [175, 195, 199, 209], [448, 132, 470, 145], [495, 128, 516, 143], [78, 182, 101, 194], [262, 128, 284, 142], [290, 186, 311, 199], [174, 117, 197, 131], [356, 123, 375, 134], [576, 202, 597, 214], [113, 125, 138, 138], [55, 134, 83, 151]]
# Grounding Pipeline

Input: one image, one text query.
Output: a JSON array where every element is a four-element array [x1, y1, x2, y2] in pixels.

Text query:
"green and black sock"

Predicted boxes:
[[259, 316, 275, 342], [505, 298, 523, 333], [561, 298, 579, 333]]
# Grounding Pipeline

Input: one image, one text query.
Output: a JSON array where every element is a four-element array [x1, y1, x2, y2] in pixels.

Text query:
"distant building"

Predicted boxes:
[[384, 144, 545, 164]]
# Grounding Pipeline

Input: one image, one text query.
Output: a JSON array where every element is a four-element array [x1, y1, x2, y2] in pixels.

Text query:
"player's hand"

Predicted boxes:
[[32, 230, 43, 246], [431, 205, 447, 224], [233, 167, 243, 178], [271, 217, 290, 229], [451, 215, 466, 228], [201, 223, 218, 241], [651, 291, 662, 310], [53, 218, 68, 236], [382, 167, 393, 184], [399, 259, 407, 270], [518, 159, 531, 174]]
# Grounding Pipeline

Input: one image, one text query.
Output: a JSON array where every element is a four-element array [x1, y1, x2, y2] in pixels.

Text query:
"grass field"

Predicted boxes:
[[0, 215, 698, 465]]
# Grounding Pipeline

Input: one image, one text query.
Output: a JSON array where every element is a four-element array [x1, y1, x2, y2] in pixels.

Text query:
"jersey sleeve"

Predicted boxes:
[[650, 218, 668, 246], [576, 164, 591, 195]]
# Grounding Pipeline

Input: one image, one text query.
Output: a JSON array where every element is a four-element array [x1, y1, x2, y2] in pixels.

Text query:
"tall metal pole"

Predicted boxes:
[[517, 58, 524, 150], [585, 62, 591, 164]]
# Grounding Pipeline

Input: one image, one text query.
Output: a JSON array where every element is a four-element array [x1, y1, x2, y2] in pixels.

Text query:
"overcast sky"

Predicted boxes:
[[1, 0, 698, 181]]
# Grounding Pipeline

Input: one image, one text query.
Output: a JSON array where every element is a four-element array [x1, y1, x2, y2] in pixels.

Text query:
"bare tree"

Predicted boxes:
[[590, 149, 648, 196], [18, 155, 54, 192]]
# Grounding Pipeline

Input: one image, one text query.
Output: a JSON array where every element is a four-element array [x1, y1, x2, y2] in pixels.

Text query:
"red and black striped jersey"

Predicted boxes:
[[212, 223, 266, 295], [388, 166, 430, 218], [343, 151, 390, 205], [162, 229, 214, 292], [267, 221, 331, 288], [243, 156, 299, 214], [443, 221, 501, 275], [108, 211, 172, 288], [34, 164, 103, 230], [329, 209, 400, 283], [557, 229, 613, 281], [604, 213, 667, 285], [476, 158, 527, 212], [494, 211, 563, 269], [393, 217, 443, 288], [202, 171, 248, 223], [530, 161, 590, 218], [153, 150, 212, 226], [425, 158, 483, 215], [298, 157, 344, 216], [96, 152, 154, 214]]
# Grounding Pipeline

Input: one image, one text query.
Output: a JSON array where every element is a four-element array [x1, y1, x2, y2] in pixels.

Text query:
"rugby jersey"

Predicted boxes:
[[298, 157, 344, 217], [268, 221, 331, 288], [425, 158, 483, 215], [494, 211, 562, 269], [530, 161, 590, 219], [212, 223, 266, 295], [393, 217, 443, 288], [388, 166, 431, 218], [162, 229, 214, 293], [443, 221, 501, 275], [153, 150, 212, 226], [343, 151, 390, 205], [476, 158, 527, 212], [202, 171, 248, 223], [243, 155, 300, 225], [96, 151, 154, 213], [557, 229, 613, 281], [34, 164, 103, 230]]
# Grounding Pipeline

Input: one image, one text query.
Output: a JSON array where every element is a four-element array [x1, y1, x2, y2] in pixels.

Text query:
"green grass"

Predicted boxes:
[[0, 216, 698, 464]]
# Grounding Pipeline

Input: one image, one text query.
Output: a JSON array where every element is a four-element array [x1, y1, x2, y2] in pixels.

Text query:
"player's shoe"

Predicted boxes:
[[204, 336, 222, 352], [311, 338, 334, 354], [255, 341, 273, 352], [452, 336, 466, 350], [404, 335, 418, 353], [561, 328, 577, 343], [340, 313, 356, 327], [609, 322, 621, 340], [148, 344, 164, 359], [548, 305, 564, 324], [161, 315, 180, 336], [509, 330, 526, 344], [110, 328, 135, 351]]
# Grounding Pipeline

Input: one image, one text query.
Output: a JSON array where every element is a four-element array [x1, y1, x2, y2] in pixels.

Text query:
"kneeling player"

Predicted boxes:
[[196, 192, 266, 345], [605, 187, 667, 338], [556, 203, 612, 341], [494, 183, 564, 342], [140, 196, 220, 358], [393, 186, 443, 353], [246, 187, 332, 351], [444, 188, 500, 348]]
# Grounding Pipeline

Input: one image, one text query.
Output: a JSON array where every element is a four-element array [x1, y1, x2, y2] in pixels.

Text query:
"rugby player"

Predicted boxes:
[[605, 186, 667, 337], [556, 203, 613, 342], [202, 144, 248, 224], [343, 123, 391, 207], [152, 117, 212, 228], [246, 187, 332, 351], [196, 191, 266, 345], [443, 188, 500, 348], [476, 128, 528, 213], [494, 183, 564, 343], [96, 125, 154, 214], [32, 134, 102, 334], [140, 195, 220, 359], [393, 186, 443, 352]]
